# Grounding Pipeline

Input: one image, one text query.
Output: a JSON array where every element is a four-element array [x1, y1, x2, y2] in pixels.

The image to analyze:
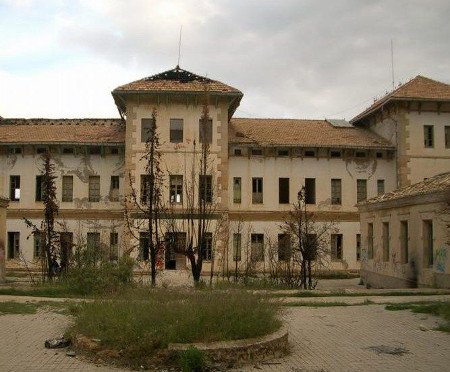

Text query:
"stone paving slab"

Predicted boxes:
[[282, 294, 450, 305]]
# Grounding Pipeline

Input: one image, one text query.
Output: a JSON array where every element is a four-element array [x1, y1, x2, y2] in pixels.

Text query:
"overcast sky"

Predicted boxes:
[[1, 0, 449, 120]]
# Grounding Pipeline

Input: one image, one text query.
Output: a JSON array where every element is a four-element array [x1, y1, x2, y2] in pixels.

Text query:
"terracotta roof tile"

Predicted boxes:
[[351, 75, 450, 123], [229, 118, 394, 149], [113, 67, 242, 95], [362, 172, 450, 205], [0, 118, 124, 144]]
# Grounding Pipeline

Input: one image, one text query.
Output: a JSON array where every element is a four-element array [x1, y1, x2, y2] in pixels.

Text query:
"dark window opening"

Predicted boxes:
[[199, 118, 212, 144], [170, 118, 184, 143], [331, 234, 343, 260], [10, 176, 20, 201], [305, 178, 316, 204], [199, 175, 212, 203], [278, 234, 291, 261], [279, 178, 290, 204], [252, 177, 263, 204]]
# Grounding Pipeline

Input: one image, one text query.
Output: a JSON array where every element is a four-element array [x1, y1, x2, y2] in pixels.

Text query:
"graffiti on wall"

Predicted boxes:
[[435, 247, 447, 273]]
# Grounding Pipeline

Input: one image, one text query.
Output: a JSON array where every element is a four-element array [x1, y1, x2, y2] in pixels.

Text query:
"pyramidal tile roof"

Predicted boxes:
[[0, 118, 125, 144], [229, 118, 394, 149], [113, 66, 242, 95], [351, 75, 450, 123]]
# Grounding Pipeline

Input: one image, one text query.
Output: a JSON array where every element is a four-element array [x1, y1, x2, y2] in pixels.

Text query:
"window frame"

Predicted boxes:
[[331, 178, 342, 205], [170, 175, 183, 204], [423, 125, 434, 148], [169, 118, 184, 143], [252, 177, 263, 204], [88, 175, 100, 203], [10, 175, 20, 201], [278, 178, 290, 204], [62, 175, 74, 202]]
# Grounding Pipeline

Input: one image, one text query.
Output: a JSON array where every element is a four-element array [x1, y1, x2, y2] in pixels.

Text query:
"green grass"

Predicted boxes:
[[0, 285, 80, 298], [68, 288, 281, 365], [0, 301, 39, 315], [385, 301, 450, 332], [284, 301, 351, 307], [277, 290, 450, 298]]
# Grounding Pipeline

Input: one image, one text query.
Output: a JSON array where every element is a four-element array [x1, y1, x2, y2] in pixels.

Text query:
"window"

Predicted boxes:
[[279, 178, 289, 204], [110, 176, 120, 202], [35, 175, 44, 202], [356, 179, 367, 203], [331, 234, 343, 260], [330, 150, 341, 158], [201, 233, 213, 261], [376, 152, 383, 158], [445, 126, 450, 148], [141, 175, 150, 204], [199, 118, 212, 144], [60, 232, 73, 270], [62, 147, 74, 154], [252, 177, 263, 204], [88, 146, 101, 155], [424, 125, 434, 148], [34, 232, 45, 259], [277, 149, 289, 156], [251, 148, 263, 156], [170, 118, 183, 143], [10, 176, 20, 201], [367, 223, 374, 259], [139, 232, 149, 260], [62, 176, 73, 202], [234, 148, 242, 156], [7, 232, 20, 259], [110, 232, 119, 261], [233, 233, 241, 261], [9, 147, 21, 154], [88, 176, 100, 202], [331, 179, 342, 205], [304, 150, 316, 157], [36, 147, 47, 154], [382, 222, 390, 262], [165, 232, 186, 269], [87, 232, 100, 250], [400, 221, 409, 264], [355, 151, 366, 158], [305, 178, 316, 204], [110, 147, 119, 155], [356, 234, 361, 261], [170, 175, 183, 203], [423, 220, 433, 267], [199, 175, 212, 203], [377, 179, 385, 195], [141, 118, 154, 142], [251, 234, 264, 262], [278, 234, 291, 261], [233, 177, 241, 203]]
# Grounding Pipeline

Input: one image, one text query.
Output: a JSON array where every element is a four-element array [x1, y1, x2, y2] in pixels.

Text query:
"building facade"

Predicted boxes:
[[1, 68, 449, 275]]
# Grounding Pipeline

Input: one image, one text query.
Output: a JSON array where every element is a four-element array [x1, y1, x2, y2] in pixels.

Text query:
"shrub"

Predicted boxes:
[[179, 347, 207, 372]]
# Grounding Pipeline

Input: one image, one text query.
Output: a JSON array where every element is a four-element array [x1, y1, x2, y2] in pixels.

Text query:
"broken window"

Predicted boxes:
[[331, 179, 342, 205], [233, 177, 241, 203], [367, 223, 374, 259], [331, 234, 343, 260], [199, 118, 212, 144], [278, 234, 291, 261], [35, 175, 44, 202], [87, 232, 100, 250], [10, 175, 20, 201], [7, 232, 20, 259], [141, 118, 155, 143], [377, 179, 385, 195], [140, 175, 150, 204], [233, 233, 241, 261], [356, 179, 367, 203], [423, 220, 433, 267], [382, 222, 390, 262], [400, 221, 409, 264], [62, 176, 73, 202], [170, 118, 183, 143], [33, 232, 45, 259], [252, 177, 263, 204], [279, 178, 290, 204], [110, 176, 120, 202], [170, 175, 183, 203], [201, 233, 213, 261], [199, 175, 212, 203], [110, 232, 119, 261], [423, 125, 434, 148], [251, 233, 264, 262], [305, 178, 316, 204], [356, 234, 361, 261], [88, 176, 100, 202]]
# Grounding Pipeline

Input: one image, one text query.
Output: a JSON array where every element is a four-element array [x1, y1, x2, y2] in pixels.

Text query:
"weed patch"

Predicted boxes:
[[0, 301, 39, 315]]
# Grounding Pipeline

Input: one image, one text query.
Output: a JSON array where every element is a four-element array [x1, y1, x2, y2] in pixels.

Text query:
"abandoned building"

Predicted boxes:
[[0, 67, 449, 277]]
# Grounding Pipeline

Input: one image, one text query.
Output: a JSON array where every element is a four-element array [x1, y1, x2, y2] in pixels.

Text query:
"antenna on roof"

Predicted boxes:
[[390, 39, 395, 90], [177, 25, 183, 68]]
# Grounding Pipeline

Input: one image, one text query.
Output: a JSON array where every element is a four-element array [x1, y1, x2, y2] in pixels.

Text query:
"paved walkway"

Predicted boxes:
[[0, 294, 449, 371]]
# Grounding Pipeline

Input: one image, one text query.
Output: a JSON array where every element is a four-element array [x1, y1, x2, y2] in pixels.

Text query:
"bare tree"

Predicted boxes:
[[24, 151, 60, 281], [124, 108, 164, 286], [282, 187, 334, 289]]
